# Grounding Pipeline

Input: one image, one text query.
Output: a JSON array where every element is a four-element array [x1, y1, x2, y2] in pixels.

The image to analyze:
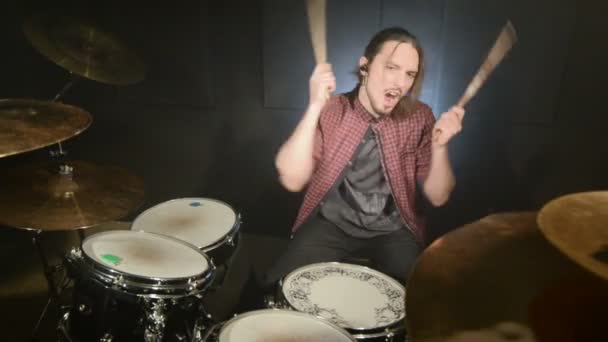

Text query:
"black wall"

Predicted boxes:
[[1, 0, 606, 243]]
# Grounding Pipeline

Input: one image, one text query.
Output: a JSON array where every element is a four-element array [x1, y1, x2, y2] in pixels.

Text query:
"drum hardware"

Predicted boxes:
[[63, 230, 215, 341], [0, 160, 145, 231], [131, 198, 242, 290], [276, 262, 406, 341], [0, 99, 92, 159], [23, 12, 146, 86], [143, 299, 168, 342], [537, 191, 608, 281], [0, 158, 144, 340], [405, 211, 608, 342], [202, 309, 357, 342]]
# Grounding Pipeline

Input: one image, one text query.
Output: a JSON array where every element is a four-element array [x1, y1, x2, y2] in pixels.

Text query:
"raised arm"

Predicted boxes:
[[275, 63, 336, 192]]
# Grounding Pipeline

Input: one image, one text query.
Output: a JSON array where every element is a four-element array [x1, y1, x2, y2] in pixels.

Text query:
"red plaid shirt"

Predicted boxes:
[[291, 91, 436, 243]]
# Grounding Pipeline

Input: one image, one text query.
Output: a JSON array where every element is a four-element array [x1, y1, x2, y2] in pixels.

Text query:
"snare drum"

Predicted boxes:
[[132, 198, 241, 266], [65, 230, 215, 341], [203, 309, 356, 341], [278, 262, 406, 341]]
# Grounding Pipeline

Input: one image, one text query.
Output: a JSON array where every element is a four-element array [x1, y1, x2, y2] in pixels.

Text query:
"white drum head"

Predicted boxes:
[[218, 309, 355, 341], [131, 198, 237, 249], [282, 262, 405, 330], [82, 230, 209, 279]]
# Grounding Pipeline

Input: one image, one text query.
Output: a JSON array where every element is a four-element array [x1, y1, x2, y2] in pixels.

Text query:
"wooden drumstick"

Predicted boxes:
[[434, 21, 518, 142], [457, 21, 518, 108], [306, 0, 332, 99], [306, 0, 327, 64]]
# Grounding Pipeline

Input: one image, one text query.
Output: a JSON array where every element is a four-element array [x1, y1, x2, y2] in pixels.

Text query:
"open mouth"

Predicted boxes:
[[383, 90, 401, 107]]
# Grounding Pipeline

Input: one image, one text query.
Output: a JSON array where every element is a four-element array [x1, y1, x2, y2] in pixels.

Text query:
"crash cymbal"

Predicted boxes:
[[23, 13, 146, 85], [406, 212, 608, 342], [537, 191, 608, 281], [0, 99, 91, 158], [0, 160, 144, 231]]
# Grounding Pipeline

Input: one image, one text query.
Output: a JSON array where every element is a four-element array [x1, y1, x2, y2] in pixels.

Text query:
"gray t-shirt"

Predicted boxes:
[[320, 128, 405, 238]]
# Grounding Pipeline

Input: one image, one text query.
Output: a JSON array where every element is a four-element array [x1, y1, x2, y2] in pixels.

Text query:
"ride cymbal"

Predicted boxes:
[[0, 160, 144, 231], [406, 212, 608, 342], [537, 191, 608, 281], [0, 99, 91, 158], [23, 13, 146, 85]]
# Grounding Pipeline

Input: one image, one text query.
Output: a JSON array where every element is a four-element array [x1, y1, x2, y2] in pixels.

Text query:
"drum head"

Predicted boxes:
[[82, 230, 209, 279], [282, 262, 405, 331], [131, 198, 237, 249], [218, 309, 356, 341]]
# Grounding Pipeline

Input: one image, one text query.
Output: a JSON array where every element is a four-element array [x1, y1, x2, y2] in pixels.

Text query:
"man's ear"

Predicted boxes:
[[359, 56, 369, 75]]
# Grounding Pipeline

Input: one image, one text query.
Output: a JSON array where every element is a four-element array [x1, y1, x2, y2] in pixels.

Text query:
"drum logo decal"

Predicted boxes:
[[101, 253, 123, 266]]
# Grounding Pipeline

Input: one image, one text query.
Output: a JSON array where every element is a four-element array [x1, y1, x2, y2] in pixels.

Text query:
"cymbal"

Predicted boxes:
[[0, 99, 91, 158], [0, 160, 144, 231], [537, 191, 608, 281], [406, 212, 608, 342], [23, 13, 146, 85]]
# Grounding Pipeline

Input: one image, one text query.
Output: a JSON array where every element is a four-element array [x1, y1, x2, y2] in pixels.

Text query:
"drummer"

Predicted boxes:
[[266, 27, 465, 285]]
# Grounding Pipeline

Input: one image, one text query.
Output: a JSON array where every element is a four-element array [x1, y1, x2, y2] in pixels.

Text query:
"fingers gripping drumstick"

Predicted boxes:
[[434, 21, 518, 142]]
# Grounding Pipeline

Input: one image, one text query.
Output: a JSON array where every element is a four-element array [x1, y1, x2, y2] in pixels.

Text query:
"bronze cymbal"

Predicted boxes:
[[0, 99, 91, 158], [0, 160, 144, 231], [23, 13, 146, 85], [406, 212, 608, 342], [537, 191, 608, 281]]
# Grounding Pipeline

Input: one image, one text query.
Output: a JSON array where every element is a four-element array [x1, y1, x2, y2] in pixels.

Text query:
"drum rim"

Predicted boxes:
[[130, 197, 241, 251], [217, 308, 357, 341], [76, 230, 215, 294], [280, 261, 406, 332]]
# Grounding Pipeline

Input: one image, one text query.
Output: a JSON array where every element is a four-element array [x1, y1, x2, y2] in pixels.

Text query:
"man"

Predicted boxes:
[[267, 27, 464, 285]]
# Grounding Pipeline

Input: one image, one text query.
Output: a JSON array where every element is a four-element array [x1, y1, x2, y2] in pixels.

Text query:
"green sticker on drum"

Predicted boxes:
[[101, 254, 123, 266]]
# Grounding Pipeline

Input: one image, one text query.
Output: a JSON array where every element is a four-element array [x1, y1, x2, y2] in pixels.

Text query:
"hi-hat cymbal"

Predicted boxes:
[[0, 99, 91, 158], [23, 13, 146, 85], [537, 191, 608, 281], [406, 212, 608, 342], [0, 160, 144, 231]]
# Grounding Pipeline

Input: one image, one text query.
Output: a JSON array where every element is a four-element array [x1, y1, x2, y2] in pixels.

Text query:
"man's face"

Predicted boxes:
[[359, 40, 419, 116]]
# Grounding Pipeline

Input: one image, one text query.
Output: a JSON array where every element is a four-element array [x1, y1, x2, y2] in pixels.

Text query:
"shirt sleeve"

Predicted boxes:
[[416, 104, 436, 183]]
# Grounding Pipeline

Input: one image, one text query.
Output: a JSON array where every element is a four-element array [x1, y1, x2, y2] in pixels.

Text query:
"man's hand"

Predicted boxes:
[[309, 63, 336, 109], [432, 106, 465, 148]]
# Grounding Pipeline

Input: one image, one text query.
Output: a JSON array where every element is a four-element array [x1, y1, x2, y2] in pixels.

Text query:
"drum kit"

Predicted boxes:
[[3, 9, 607, 342]]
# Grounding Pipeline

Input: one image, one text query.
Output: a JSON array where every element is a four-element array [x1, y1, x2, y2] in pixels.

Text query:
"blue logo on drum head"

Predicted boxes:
[[190, 202, 202, 207]]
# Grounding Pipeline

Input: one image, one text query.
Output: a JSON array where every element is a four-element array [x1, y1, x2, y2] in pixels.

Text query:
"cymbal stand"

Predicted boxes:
[[29, 229, 71, 341], [30, 155, 76, 340], [52, 72, 81, 102], [49, 72, 82, 162]]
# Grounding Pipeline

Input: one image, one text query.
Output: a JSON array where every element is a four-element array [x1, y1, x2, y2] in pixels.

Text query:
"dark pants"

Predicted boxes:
[[263, 215, 421, 288]]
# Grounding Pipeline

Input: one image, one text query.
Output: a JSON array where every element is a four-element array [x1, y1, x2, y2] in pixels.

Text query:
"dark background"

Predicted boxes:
[[0, 0, 607, 340], [1, 0, 606, 244]]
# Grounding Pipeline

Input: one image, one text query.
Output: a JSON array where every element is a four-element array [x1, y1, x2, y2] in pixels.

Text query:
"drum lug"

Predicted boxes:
[[77, 303, 91, 316], [143, 299, 168, 342], [69, 247, 83, 259], [112, 275, 125, 288], [99, 333, 114, 342], [264, 295, 277, 309]]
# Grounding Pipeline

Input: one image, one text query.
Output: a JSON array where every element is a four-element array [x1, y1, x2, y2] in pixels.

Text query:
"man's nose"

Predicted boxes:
[[394, 73, 408, 89]]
